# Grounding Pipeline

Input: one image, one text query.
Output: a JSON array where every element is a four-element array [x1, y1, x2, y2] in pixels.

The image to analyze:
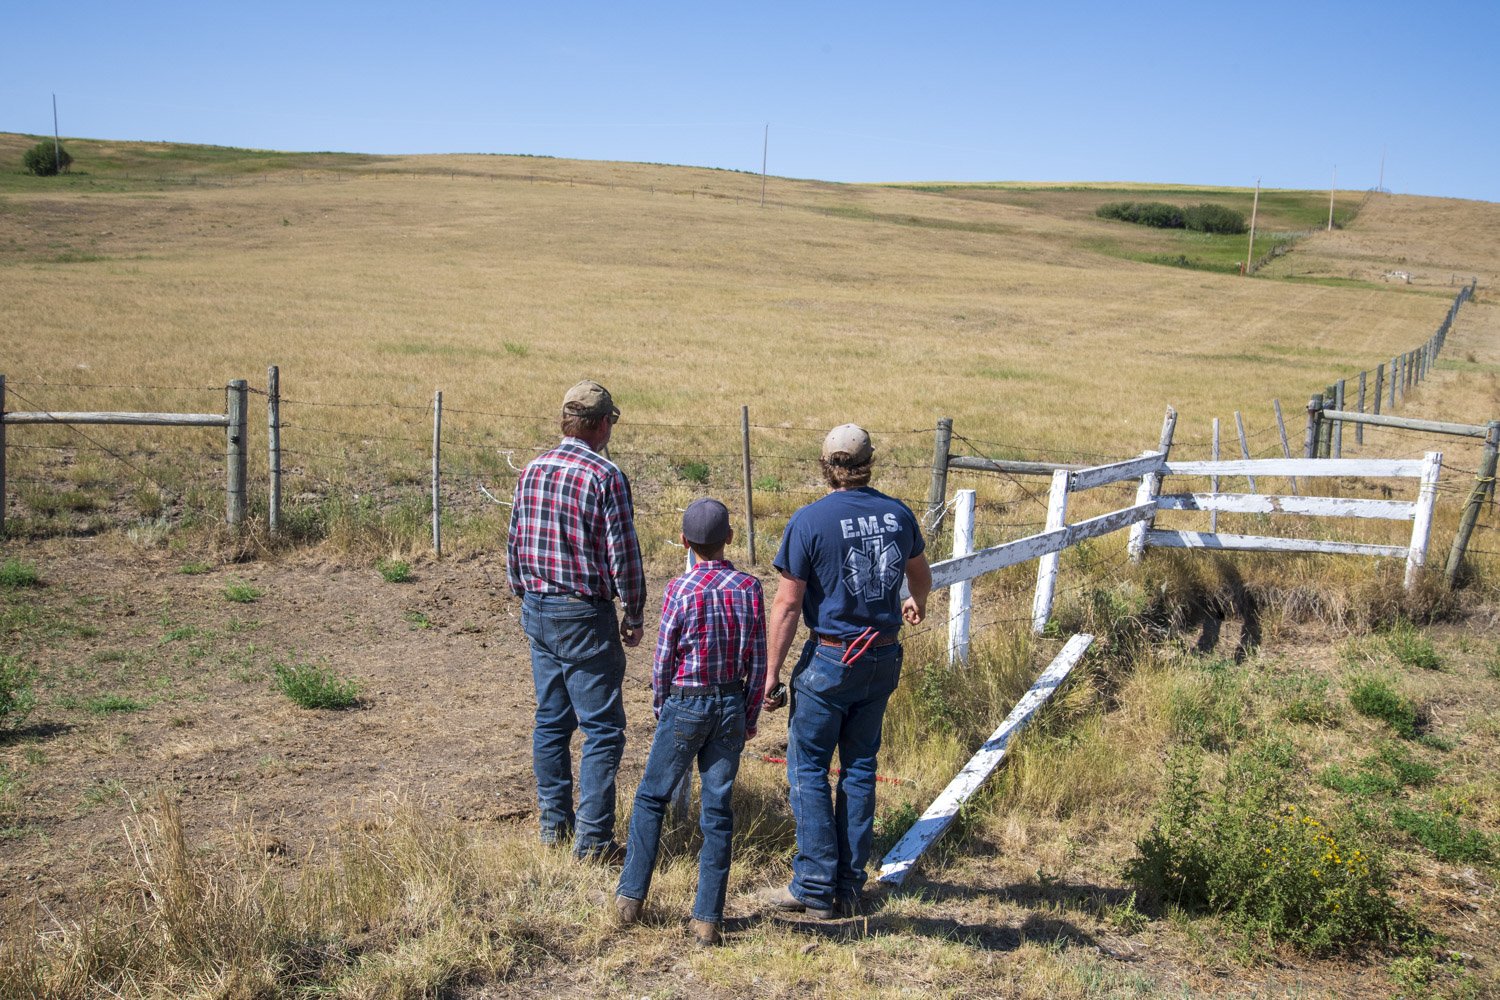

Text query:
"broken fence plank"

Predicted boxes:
[[1068, 452, 1164, 492], [928, 503, 1155, 591], [876, 633, 1095, 887]]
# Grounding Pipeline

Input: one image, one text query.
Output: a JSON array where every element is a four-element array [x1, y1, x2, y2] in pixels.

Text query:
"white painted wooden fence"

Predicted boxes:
[[1143, 453, 1442, 589]]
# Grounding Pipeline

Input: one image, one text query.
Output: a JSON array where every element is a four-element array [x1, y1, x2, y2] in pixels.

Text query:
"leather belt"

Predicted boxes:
[[817, 632, 899, 649], [670, 680, 744, 696]]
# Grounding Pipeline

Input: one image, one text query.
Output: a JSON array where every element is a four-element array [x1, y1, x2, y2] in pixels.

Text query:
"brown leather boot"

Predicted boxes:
[[615, 894, 643, 926], [688, 918, 721, 947]]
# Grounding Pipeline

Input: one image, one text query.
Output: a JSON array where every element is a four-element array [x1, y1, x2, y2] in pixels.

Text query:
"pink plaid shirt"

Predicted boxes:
[[654, 560, 767, 735], [506, 438, 646, 628]]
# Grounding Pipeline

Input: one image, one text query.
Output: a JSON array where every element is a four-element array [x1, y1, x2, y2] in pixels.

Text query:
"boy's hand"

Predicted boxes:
[[621, 622, 642, 647]]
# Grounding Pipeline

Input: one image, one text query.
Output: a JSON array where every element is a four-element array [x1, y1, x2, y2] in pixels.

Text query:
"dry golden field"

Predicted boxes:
[[2, 134, 1500, 998]]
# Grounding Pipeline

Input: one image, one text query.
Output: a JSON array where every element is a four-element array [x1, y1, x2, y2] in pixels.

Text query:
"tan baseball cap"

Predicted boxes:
[[822, 423, 873, 464], [562, 380, 620, 421]]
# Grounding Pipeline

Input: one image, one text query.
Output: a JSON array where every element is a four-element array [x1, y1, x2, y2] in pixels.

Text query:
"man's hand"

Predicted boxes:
[[763, 681, 788, 712], [620, 622, 643, 648], [902, 597, 926, 626]]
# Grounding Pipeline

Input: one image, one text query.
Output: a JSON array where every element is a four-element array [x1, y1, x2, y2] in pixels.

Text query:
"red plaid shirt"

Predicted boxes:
[[654, 560, 767, 735], [507, 438, 646, 628]]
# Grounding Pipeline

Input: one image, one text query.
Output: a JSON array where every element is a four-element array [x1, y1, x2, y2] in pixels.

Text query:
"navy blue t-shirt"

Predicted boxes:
[[774, 487, 926, 639]]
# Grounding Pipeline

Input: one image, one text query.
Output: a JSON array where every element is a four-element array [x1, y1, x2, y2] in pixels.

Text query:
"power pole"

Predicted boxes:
[[1328, 165, 1336, 231], [52, 93, 60, 173], [760, 123, 768, 208], [1245, 177, 1260, 275]]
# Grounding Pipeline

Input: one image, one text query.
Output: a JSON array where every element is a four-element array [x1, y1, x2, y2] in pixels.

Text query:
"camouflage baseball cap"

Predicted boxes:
[[562, 380, 620, 421], [822, 423, 873, 464]]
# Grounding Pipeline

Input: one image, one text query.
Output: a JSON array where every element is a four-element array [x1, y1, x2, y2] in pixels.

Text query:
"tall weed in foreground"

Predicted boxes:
[[1126, 751, 1401, 954]]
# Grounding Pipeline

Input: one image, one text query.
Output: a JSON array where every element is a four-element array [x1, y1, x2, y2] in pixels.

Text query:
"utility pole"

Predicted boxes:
[[760, 123, 768, 208], [1328, 165, 1336, 231], [1245, 177, 1260, 275], [52, 93, 60, 173]]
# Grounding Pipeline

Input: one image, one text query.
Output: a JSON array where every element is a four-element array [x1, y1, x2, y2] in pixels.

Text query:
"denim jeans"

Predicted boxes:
[[786, 638, 903, 909], [521, 592, 627, 855], [617, 689, 746, 923]]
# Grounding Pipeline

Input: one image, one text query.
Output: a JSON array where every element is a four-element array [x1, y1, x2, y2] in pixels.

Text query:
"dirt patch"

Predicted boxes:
[[0, 539, 672, 920]]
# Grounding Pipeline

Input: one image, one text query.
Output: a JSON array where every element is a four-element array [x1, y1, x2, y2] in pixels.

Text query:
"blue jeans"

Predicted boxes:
[[786, 638, 903, 909], [617, 689, 746, 924], [522, 592, 627, 855]]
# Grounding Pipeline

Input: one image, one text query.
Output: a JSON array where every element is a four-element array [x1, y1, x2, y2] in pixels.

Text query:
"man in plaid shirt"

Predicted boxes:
[[616, 498, 766, 947], [508, 380, 646, 862]]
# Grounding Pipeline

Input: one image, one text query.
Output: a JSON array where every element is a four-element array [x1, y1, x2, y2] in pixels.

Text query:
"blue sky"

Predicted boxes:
[[4, 1, 1496, 201]]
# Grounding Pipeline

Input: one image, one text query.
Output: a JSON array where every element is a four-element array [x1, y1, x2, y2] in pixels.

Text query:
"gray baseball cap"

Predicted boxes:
[[562, 380, 620, 421], [682, 497, 731, 547], [822, 423, 873, 464]]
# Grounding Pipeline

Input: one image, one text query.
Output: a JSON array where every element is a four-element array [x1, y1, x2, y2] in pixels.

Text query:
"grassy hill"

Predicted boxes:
[[2, 133, 1499, 998]]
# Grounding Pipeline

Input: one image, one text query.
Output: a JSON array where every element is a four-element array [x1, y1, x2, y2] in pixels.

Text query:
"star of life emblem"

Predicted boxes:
[[843, 535, 903, 598]]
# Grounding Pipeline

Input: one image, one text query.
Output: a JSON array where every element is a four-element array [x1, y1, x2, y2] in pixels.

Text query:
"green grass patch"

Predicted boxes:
[[376, 558, 413, 584], [224, 582, 262, 604], [178, 561, 212, 575], [1348, 677, 1419, 738], [271, 659, 360, 710], [675, 460, 710, 485], [85, 694, 145, 714], [0, 657, 38, 731], [1383, 620, 1440, 670], [1391, 808, 1493, 863], [0, 559, 41, 588]]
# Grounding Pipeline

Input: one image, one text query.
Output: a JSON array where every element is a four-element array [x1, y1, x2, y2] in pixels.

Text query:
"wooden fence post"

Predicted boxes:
[[949, 489, 976, 659], [1234, 411, 1256, 491], [1445, 421, 1500, 587], [226, 380, 248, 527], [1304, 395, 1322, 459], [1032, 474, 1068, 635], [1333, 380, 1346, 457], [1128, 406, 1176, 562], [740, 405, 757, 566], [1272, 399, 1298, 494], [1389, 356, 1399, 409], [267, 365, 281, 534], [1404, 451, 1443, 591], [432, 390, 443, 558], [926, 417, 953, 535], [1356, 371, 1367, 445], [1319, 385, 1336, 457], [1374, 364, 1385, 418]]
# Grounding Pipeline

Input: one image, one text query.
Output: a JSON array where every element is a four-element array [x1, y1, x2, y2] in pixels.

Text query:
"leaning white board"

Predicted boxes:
[[875, 633, 1095, 886]]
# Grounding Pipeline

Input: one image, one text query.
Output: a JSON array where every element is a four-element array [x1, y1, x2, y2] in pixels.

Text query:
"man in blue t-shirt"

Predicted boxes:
[[758, 423, 932, 918]]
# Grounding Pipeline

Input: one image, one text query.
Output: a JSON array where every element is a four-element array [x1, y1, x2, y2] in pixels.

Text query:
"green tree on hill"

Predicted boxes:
[[23, 140, 72, 176]]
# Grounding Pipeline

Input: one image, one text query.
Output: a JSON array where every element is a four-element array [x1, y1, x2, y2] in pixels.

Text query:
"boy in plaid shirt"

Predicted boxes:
[[615, 498, 767, 947]]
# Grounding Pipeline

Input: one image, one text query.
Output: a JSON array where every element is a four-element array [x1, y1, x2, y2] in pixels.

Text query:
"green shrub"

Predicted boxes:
[[272, 659, 359, 710], [178, 561, 212, 576], [0, 559, 41, 588], [1182, 203, 1248, 235], [376, 559, 413, 584], [1096, 201, 1184, 229], [1126, 751, 1400, 953], [1348, 677, 1419, 738], [0, 657, 37, 731], [22, 141, 72, 177]]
